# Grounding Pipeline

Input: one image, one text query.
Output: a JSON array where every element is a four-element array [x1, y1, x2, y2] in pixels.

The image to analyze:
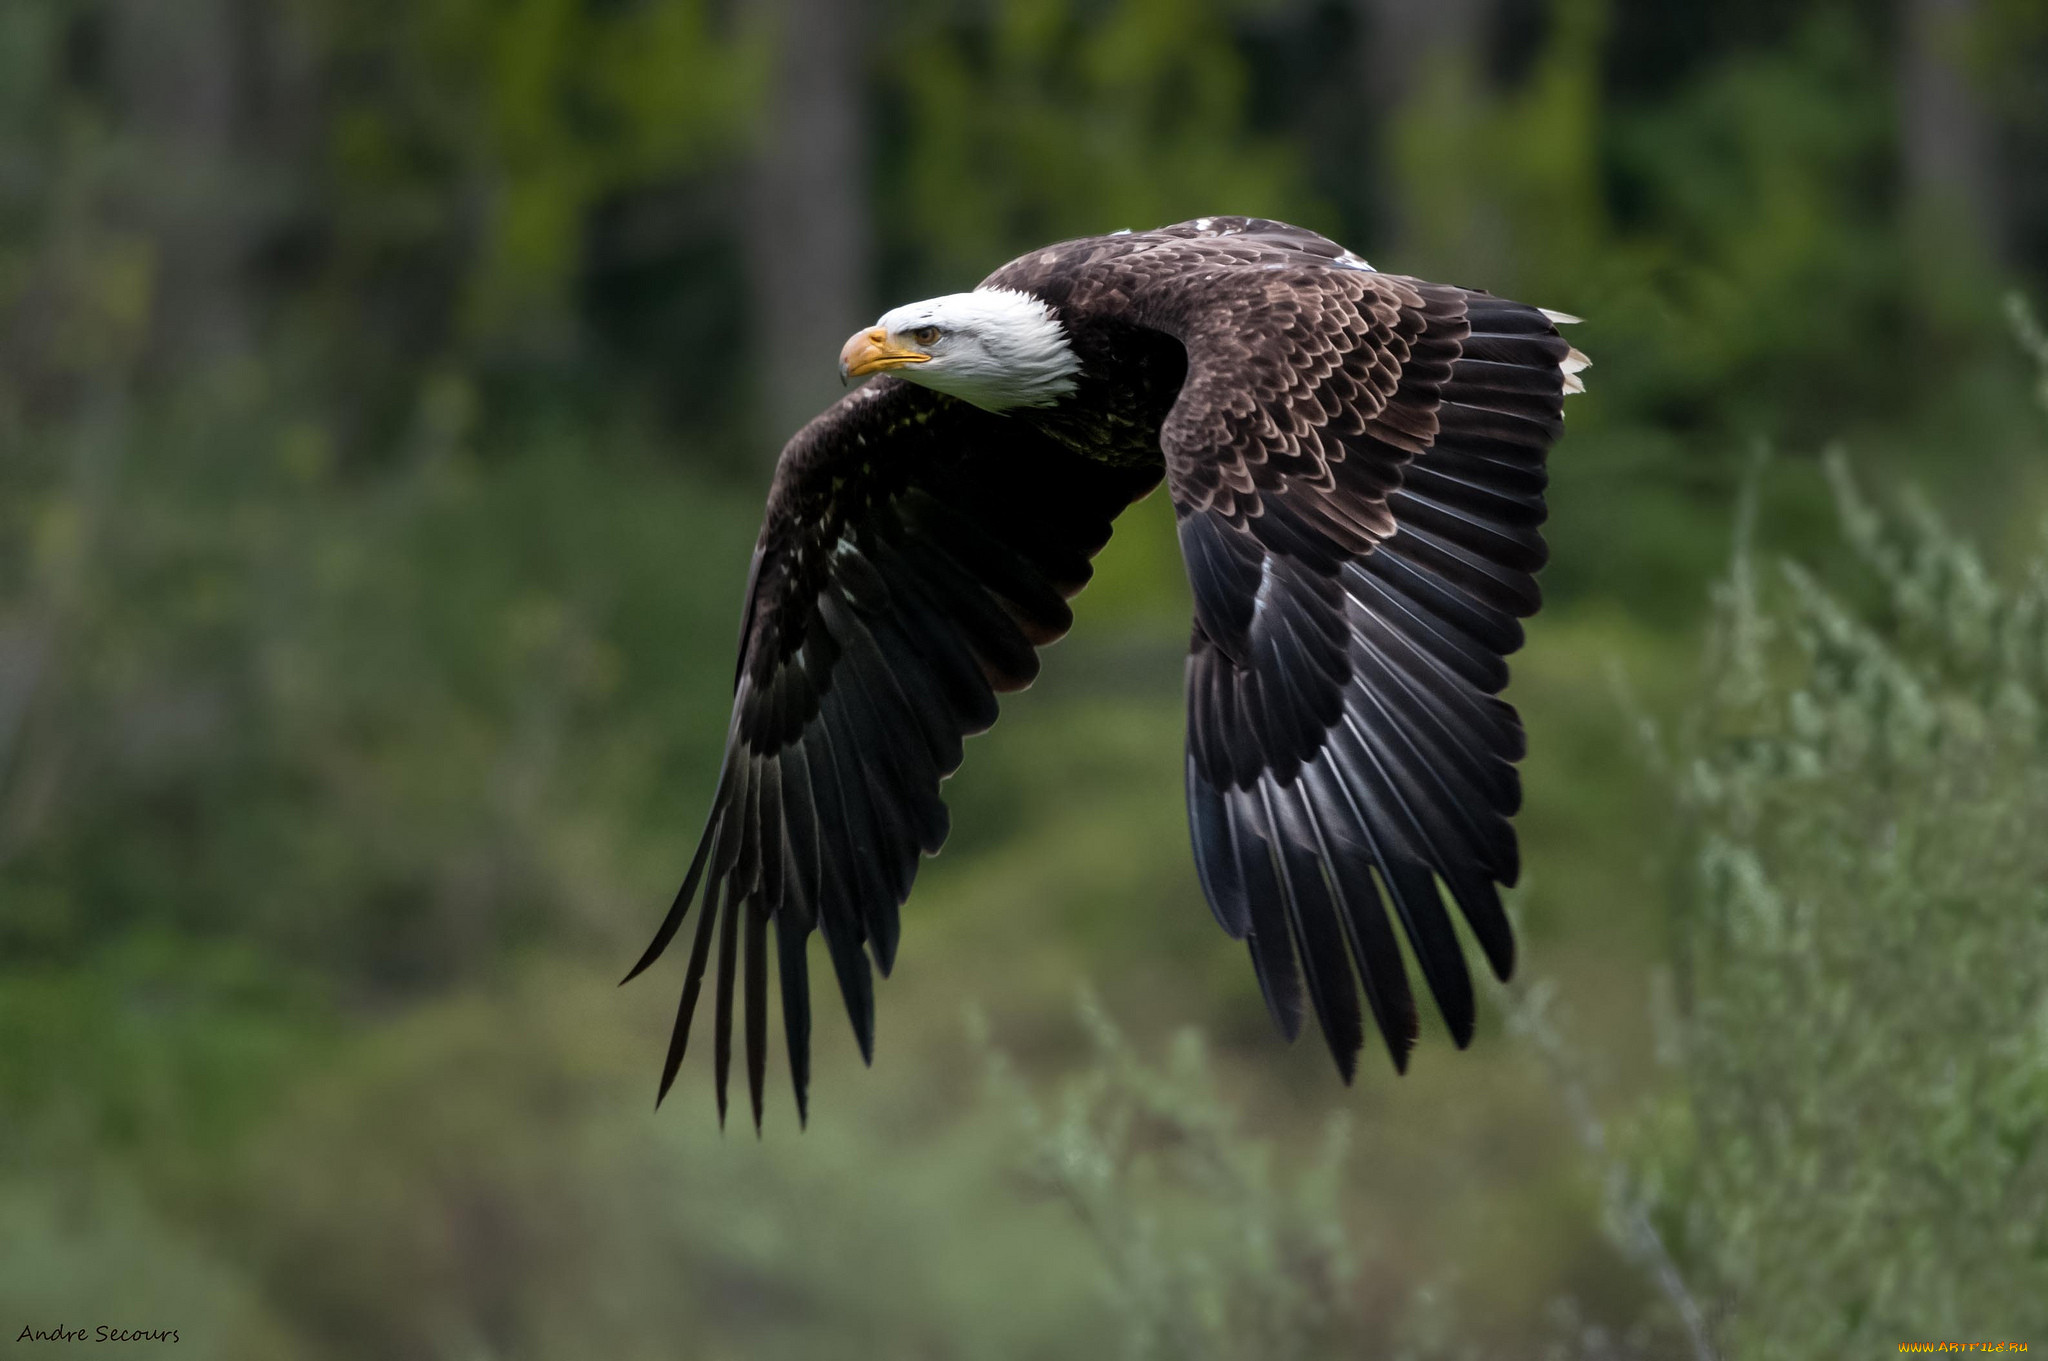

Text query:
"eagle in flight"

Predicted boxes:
[[625, 217, 1588, 1127]]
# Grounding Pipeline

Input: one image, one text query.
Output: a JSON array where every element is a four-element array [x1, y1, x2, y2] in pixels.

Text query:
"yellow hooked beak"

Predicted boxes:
[[839, 327, 931, 381]]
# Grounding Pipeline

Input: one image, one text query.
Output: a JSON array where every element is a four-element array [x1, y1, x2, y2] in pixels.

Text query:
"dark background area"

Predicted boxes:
[[2, 1, 2045, 1356]]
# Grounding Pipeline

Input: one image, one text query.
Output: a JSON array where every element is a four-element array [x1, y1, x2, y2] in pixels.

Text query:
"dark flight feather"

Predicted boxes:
[[629, 377, 1158, 1127]]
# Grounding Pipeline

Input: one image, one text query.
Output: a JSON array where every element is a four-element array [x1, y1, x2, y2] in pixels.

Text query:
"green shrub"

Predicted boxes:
[[1625, 301, 2048, 1359], [979, 998, 1356, 1361]]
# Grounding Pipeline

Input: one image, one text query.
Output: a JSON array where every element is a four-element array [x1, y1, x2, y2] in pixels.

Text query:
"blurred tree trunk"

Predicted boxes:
[[1354, 0, 1489, 260], [110, 0, 255, 372], [744, 0, 872, 462], [1360, 0, 1487, 89], [1899, 0, 2003, 268]]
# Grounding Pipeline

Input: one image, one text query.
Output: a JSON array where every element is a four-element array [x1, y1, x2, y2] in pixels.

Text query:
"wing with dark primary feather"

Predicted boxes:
[[1076, 219, 1576, 1079], [625, 376, 1160, 1128]]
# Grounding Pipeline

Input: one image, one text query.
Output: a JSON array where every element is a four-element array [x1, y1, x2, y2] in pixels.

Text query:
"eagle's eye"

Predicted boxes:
[[908, 325, 942, 347]]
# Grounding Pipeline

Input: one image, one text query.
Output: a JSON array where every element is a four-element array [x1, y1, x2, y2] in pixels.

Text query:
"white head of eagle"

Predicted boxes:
[[839, 287, 1080, 413]]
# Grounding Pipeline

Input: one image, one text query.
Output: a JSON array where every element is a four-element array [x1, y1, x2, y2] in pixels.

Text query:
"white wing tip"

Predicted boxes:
[[1540, 308, 1584, 326], [1561, 345, 1591, 395]]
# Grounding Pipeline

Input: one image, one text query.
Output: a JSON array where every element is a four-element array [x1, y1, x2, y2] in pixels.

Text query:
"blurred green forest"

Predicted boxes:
[[3, 0, 2047, 1356]]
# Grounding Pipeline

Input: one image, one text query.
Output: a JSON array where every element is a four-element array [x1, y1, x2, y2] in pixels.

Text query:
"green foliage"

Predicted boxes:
[[1389, 0, 2002, 460], [1388, 0, 1609, 296], [309, 0, 761, 348], [980, 998, 1355, 1361], [1601, 10, 1911, 443], [0, 936, 326, 1174], [1379, 0, 1979, 628], [0, 1174, 301, 1358], [1625, 311, 2048, 1358], [881, 0, 1318, 289], [0, 400, 759, 983]]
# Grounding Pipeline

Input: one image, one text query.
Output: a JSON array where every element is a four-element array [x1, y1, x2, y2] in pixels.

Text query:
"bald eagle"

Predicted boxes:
[[625, 217, 1589, 1127]]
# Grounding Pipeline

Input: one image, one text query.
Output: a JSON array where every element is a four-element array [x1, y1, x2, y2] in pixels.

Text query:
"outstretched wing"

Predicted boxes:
[[626, 377, 1160, 1127], [1148, 237, 1581, 1077]]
